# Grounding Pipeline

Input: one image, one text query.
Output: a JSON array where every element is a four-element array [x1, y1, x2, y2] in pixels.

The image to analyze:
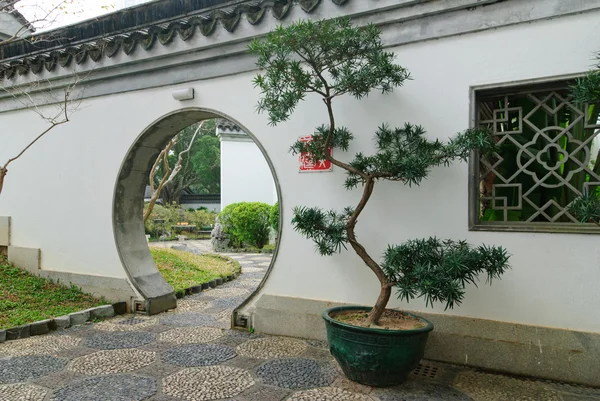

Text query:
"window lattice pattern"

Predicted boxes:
[[477, 85, 600, 225]]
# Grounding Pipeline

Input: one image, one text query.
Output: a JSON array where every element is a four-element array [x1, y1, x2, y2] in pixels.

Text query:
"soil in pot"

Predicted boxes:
[[332, 309, 426, 330]]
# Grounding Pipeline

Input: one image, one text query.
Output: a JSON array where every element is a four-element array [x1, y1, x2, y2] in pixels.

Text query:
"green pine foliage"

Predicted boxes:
[[569, 52, 600, 225], [569, 192, 600, 225], [571, 52, 600, 104], [382, 239, 509, 310], [249, 18, 510, 322]]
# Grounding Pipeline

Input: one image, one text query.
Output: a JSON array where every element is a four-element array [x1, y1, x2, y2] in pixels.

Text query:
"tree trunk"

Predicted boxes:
[[319, 90, 392, 327], [345, 177, 392, 326], [369, 284, 392, 326]]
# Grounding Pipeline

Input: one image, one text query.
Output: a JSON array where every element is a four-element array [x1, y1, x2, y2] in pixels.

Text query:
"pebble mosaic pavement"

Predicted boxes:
[[1, 242, 600, 400]]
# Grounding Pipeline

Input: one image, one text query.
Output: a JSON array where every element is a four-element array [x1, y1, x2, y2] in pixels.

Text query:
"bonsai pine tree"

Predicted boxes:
[[249, 18, 510, 326]]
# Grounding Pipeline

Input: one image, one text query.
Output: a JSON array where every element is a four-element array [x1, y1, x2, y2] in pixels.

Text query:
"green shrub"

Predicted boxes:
[[184, 209, 217, 229], [219, 202, 243, 247], [270, 202, 279, 232], [143, 203, 217, 237], [219, 202, 272, 248], [143, 203, 181, 236]]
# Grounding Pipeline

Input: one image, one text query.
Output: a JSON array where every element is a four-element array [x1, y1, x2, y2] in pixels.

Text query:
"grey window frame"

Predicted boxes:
[[468, 75, 600, 234]]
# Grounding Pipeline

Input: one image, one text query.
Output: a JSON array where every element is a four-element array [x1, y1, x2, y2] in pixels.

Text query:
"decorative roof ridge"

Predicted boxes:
[[217, 118, 245, 133], [0, 0, 349, 81]]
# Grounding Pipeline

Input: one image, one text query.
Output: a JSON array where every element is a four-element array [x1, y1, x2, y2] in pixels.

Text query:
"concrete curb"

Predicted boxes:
[[0, 302, 127, 343], [218, 248, 275, 254], [173, 270, 241, 299]]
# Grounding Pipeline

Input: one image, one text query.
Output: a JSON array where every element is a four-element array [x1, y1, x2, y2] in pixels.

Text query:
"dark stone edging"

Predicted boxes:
[[173, 270, 241, 299], [0, 302, 128, 343], [218, 248, 275, 254]]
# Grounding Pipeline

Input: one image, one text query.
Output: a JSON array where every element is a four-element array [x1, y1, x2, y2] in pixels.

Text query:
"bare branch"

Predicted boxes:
[[0, 66, 88, 195], [143, 122, 205, 222]]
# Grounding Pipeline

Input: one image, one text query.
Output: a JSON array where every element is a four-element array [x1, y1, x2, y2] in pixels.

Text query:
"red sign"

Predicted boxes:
[[298, 136, 332, 172]]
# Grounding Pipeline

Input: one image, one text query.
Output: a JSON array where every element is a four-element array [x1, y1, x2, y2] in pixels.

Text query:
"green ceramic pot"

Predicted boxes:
[[322, 305, 434, 387]]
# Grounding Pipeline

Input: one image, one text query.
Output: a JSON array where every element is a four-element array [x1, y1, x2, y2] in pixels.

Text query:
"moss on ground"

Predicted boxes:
[[0, 256, 108, 329], [150, 248, 240, 293]]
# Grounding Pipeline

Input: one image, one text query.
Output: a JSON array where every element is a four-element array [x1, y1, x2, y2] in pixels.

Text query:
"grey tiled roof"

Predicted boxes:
[[0, 0, 349, 81]]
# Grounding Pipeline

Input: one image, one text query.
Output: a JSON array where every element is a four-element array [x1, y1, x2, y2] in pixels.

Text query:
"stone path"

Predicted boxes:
[[1, 246, 599, 400]]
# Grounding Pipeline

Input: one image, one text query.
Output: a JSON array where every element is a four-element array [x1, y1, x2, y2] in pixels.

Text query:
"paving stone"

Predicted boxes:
[[210, 296, 247, 309], [306, 339, 329, 349], [69, 349, 156, 375], [171, 299, 211, 313], [134, 361, 183, 379], [221, 355, 264, 371], [0, 356, 68, 384], [205, 287, 250, 298], [84, 331, 156, 349], [142, 324, 174, 334], [57, 323, 96, 337], [372, 378, 472, 401], [237, 336, 308, 359], [239, 267, 264, 273], [287, 387, 376, 401], [160, 312, 217, 327], [255, 358, 338, 389], [299, 347, 336, 363], [239, 272, 265, 280], [94, 315, 158, 331], [239, 279, 263, 288], [68, 311, 90, 326], [186, 293, 217, 302], [54, 346, 98, 360], [31, 369, 85, 390], [147, 396, 180, 401], [52, 374, 157, 401], [158, 327, 225, 345], [226, 330, 264, 340], [88, 305, 115, 319], [0, 334, 81, 356], [162, 366, 254, 400], [559, 395, 600, 401], [453, 371, 562, 401], [202, 306, 233, 315], [0, 383, 49, 401], [232, 384, 291, 401], [137, 341, 177, 353], [0, 330, 5, 343], [54, 316, 71, 330], [544, 381, 600, 399], [332, 375, 374, 395], [213, 334, 251, 348], [162, 343, 236, 366]]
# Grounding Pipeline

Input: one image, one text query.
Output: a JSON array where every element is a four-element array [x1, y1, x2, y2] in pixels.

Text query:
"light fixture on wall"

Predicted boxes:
[[172, 88, 194, 101]]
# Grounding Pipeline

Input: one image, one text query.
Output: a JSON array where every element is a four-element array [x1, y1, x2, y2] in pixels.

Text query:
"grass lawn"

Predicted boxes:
[[0, 256, 108, 330], [150, 248, 240, 293]]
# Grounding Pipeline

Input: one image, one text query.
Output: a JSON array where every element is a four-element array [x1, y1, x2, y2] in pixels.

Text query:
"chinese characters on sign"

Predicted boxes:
[[298, 135, 333, 172]]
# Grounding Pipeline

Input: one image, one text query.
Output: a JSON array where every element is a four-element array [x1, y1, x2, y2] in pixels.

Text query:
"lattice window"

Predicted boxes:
[[471, 81, 600, 232]]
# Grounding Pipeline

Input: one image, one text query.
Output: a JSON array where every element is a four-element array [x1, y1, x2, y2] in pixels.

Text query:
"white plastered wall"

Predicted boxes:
[[220, 139, 277, 209], [0, 10, 599, 331]]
